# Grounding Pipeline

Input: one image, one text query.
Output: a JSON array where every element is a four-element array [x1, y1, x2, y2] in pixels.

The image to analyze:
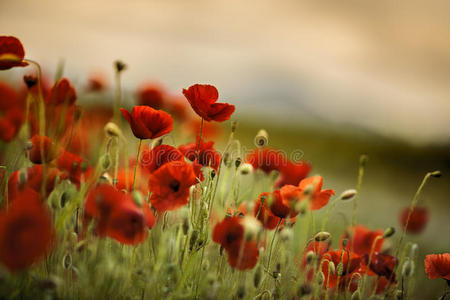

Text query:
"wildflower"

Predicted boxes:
[[246, 147, 286, 174], [212, 216, 260, 270], [178, 138, 221, 171], [0, 82, 25, 142], [0, 36, 28, 70], [29, 135, 60, 164], [121, 106, 173, 140], [270, 185, 302, 218], [182, 84, 235, 122], [56, 151, 90, 187], [252, 193, 283, 230], [140, 144, 183, 173], [298, 176, 335, 210], [275, 160, 311, 187], [45, 78, 77, 106], [342, 225, 384, 256], [137, 82, 165, 109], [115, 168, 149, 195], [148, 160, 198, 212], [424, 253, 450, 281], [320, 250, 362, 289], [399, 206, 429, 234], [0, 188, 54, 272]]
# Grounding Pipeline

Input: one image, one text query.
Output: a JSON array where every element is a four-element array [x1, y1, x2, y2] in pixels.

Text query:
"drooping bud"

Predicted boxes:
[[383, 226, 395, 238], [254, 129, 268, 147], [99, 172, 113, 185], [402, 259, 414, 277], [104, 122, 123, 138], [314, 231, 331, 242], [429, 170, 441, 178], [328, 261, 336, 275], [317, 271, 325, 286], [306, 251, 316, 264], [340, 189, 357, 201], [238, 163, 253, 175], [235, 157, 242, 168], [151, 138, 163, 149]]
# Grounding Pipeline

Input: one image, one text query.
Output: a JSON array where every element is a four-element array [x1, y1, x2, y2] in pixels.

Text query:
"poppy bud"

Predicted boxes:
[[104, 122, 123, 138], [429, 170, 441, 178], [328, 261, 336, 275], [337, 262, 344, 276], [314, 231, 331, 242], [235, 157, 242, 168], [231, 121, 237, 133], [272, 271, 281, 279], [243, 216, 262, 241], [351, 290, 361, 300], [254, 129, 268, 147], [238, 163, 253, 175], [340, 189, 357, 201], [222, 152, 231, 167], [383, 226, 395, 238], [60, 192, 69, 208], [280, 228, 292, 242], [210, 169, 216, 179], [62, 253, 72, 269], [23, 74, 37, 89], [189, 229, 199, 251], [253, 266, 262, 287], [101, 153, 111, 170], [132, 191, 143, 207], [359, 154, 369, 167], [317, 271, 325, 286], [402, 259, 414, 277], [341, 238, 348, 248], [151, 138, 163, 149], [114, 60, 127, 72], [306, 251, 316, 264], [99, 172, 113, 185]]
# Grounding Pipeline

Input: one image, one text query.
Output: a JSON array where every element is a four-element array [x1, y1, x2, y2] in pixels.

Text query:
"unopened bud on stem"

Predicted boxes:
[[340, 189, 357, 201], [314, 231, 331, 242], [254, 129, 268, 147]]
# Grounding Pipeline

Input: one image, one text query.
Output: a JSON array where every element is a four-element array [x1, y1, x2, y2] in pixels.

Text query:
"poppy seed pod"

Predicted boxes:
[[23, 75, 37, 89], [340, 189, 357, 201], [383, 226, 395, 238], [314, 231, 331, 242], [254, 129, 268, 147]]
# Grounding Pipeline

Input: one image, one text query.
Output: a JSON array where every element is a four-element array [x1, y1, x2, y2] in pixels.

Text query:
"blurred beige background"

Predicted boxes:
[[1, 0, 450, 144]]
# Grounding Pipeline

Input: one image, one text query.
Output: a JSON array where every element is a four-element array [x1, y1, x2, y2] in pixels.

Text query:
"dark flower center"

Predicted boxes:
[[169, 180, 180, 192]]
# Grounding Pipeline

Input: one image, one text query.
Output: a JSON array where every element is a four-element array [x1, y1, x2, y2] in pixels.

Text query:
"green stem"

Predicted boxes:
[[132, 139, 142, 191], [266, 218, 282, 270], [196, 117, 204, 154]]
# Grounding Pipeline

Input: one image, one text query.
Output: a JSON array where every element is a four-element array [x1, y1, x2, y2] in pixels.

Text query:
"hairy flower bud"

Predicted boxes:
[[402, 259, 414, 277], [104, 122, 123, 138], [340, 189, 357, 201], [101, 153, 111, 170], [314, 231, 331, 242], [383, 227, 395, 238], [317, 271, 325, 286], [238, 163, 253, 175], [235, 157, 242, 168]]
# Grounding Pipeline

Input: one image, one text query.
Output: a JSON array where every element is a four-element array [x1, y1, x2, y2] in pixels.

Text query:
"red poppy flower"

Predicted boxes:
[[178, 138, 221, 171], [105, 194, 151, 245], [246, 148, 286, 174], [365, 252, 398, 280], [137, 82, 165, 109], [56, 151, 89, 186], [399, 206, 429, 234], [0, 82, 25, 142], [148, 160, 198, 212], [275, 160, 311, 187], [298, 176, 335, 210], [425, 253, 450, 280], [320, 250, 362, 289], [8, 165, 65, 199], [45, 78, 77, 106], [342, 225, 384, 256], [0, 188, 54, 272], [253, 193, 283, 229], [269, 185, 302, 218], [86, 72, 107, 92], [115, 168, 149, 195], [121, 106, 173, 140], [212, 216, 260, 270], [0, 36, 28, 70], [182, 84, 235, 122], [29, 135, 60, 164], [141, 144, 184, 173]]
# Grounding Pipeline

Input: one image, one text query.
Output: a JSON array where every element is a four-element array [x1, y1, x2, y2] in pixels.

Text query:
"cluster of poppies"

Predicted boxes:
[[0, 35, 448, 299]]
